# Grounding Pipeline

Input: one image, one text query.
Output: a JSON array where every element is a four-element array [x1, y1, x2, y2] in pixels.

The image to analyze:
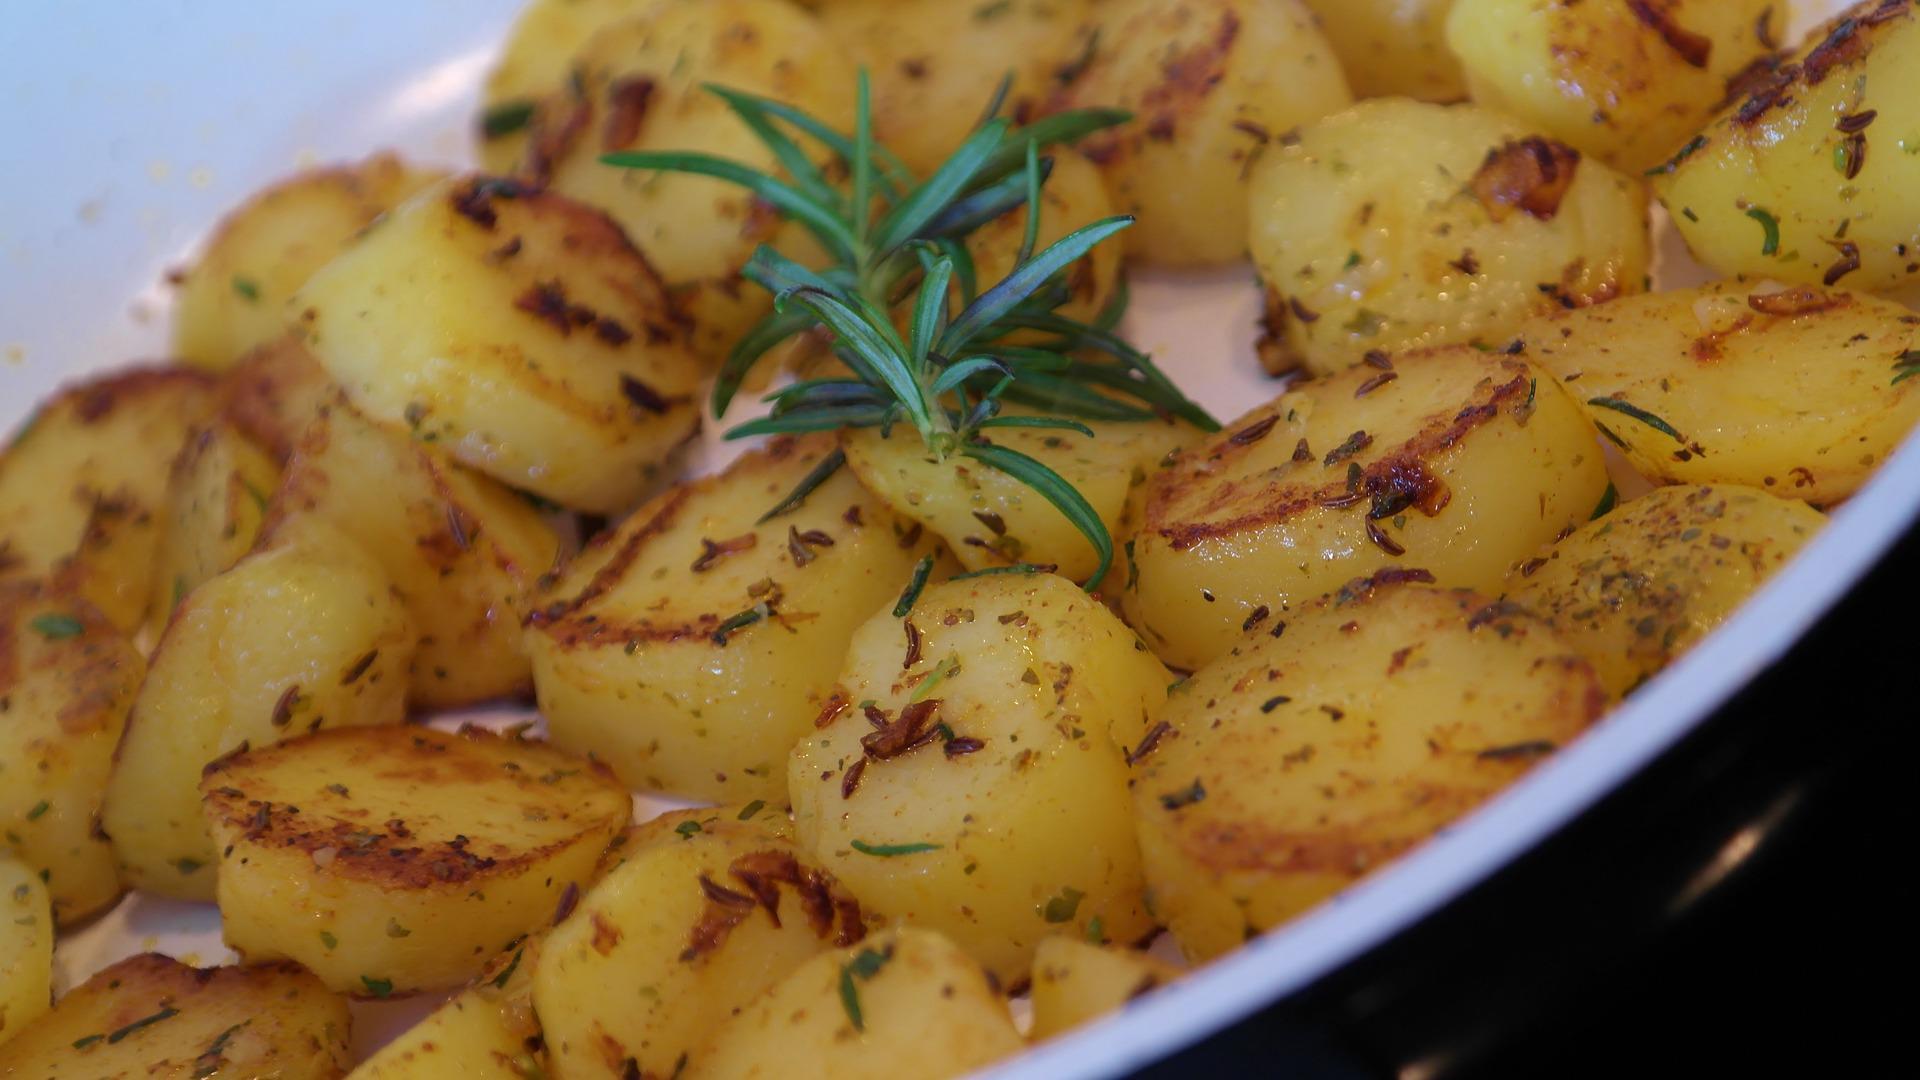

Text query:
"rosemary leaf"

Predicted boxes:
[[961, 441, 1113, 587], [758, 448, 847, 524]]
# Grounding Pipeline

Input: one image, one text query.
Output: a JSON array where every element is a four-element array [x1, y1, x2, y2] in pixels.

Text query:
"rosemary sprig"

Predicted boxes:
[[604, 72, 1217, 589]]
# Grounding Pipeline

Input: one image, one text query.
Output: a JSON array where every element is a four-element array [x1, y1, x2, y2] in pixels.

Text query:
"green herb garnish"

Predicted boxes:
[[675, 820, 703, 838], [481, 98, 538, 139], [1645, 134, 1708, 177], [1042, 886, 1085, 923], [893, 554, 935, 617], [1746, 207, 1781, 256], [231, 276, 261, 302], [1586, 397, 1686, 443], [1590, 482, 1619, 521], [107, 1005, 180, 1044], [737, 800, 767, 820], [850, 839, 942, 857], [1891, 349, 1920, 386], [29, 613, 84, 640], [24, 800, 48, 821], [360, 975, 394, 998]]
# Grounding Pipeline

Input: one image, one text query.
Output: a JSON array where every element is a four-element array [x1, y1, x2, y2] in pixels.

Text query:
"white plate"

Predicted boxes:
[[3, 1, 1906, 1074]]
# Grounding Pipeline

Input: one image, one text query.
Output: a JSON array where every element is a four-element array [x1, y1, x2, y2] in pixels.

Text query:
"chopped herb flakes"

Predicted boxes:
[[1159, 779, 1206, 810], [361, 975, 394, 998], [1745, 207, 1781, 256], [29, 613, 84, 639], [738, 800, 767, 820], [675, 820, 703, 838], [850, 839, 941, 857], [1041, 886, 1086, 923]]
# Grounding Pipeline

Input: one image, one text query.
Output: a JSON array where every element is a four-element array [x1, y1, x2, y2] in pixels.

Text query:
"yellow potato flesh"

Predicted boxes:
[[146, 420, 282, 637], [1299, 0, 1466, 102], [0, 858, 52, 1048], [1028, 936, 1182, 1042]]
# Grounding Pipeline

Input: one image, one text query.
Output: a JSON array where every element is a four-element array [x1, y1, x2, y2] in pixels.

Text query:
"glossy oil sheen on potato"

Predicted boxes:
[[1298, 0, 1465, 102], [1124, 346, 1609, 671], [0, 857, 52, 1047], [146, 419, 282, 636], [1028, 936, 1182, 1042], [347, 988, 530, 1079], [1133, 577, 1606, 960], [202, 726, 630, 996], [1248, 99, 1650, 375]]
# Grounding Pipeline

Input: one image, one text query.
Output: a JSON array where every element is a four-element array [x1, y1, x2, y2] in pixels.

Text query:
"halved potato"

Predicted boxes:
[[1134, 576, 1606, 960], [296, 175, 704, 514], [100, 529, 415, 900], [216, 336, 338, 464], [1651, 1, 1920, 293], [686, 928, 1023, 1080], [534, 818, 871, 1079], [146, 419, 282, 635], [0, 585, 142, 924], [201, 726, 629, 997], [1048, 0, 1353, 265], [264, 401, 562, 707], [1028, 936, 1183, 1042], [1124, 346, 1610, 671], [171, 153, 443, 370], [1247, 98, 1651, 376], [0, 953, 351, 1078], [789, 571, 1167, 983], [477, 0, 665, 174], [527, 434, 948, 801], [1298, 0, 1465, 102], [0, 858, 52, 1048], [1521, 282, 1920, 505], [347, 988, 531, 1080], [1507, 484, 1825, 697]]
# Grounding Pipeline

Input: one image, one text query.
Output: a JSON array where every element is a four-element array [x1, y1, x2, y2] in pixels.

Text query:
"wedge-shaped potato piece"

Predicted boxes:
[[1447, 0, 1781, 173], [1247, 99, 1650, 376], [1507, 484, 1825, 698], [1048, 0, 1352, 266], [1135, 576, 1606, 960], [0, 953, 351, 1078], [101, 530, 414, 900], [1298, 0, 1465, 102], [347, 988, 531, 1079], [1028, 936, 1183, 1042], [297, 176, 703, 514], [146, 419, 282, 635], [0, 858, 52, 1047], [264, 401, 561, 707], [477, 0, 667, 174], [1124, 347, 1609, 671], [172, 153, 443, 370], [1, 367, 217, 630], [1522, 283, 1920, 505], [216, 336, 338, 464], [790, 572, 1167, 983], [528, 435, 947, 801], [526, 0, 855, 359], [1651, 1, 1920, 293], [202, 726, 628, 997], [687, 928, 1022, 1080], [843, 418, 1197, 587], [534, 818, 871, 1079], [0, 586, 142, 924]]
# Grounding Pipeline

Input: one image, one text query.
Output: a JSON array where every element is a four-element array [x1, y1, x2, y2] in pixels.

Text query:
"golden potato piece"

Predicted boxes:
[[1298, 0, 1465, 102], [201, 726, 629, 997], [1124, 346, 1610, 671], [216, 336, 338, 464], [790, 572, 1167, 984], [0, 858, 52, 1048], [0, 585, 142, 924], [101, 530, 415, 900], [1247, 98, 1651, 376], [171, 153, 442, 371], [1029, 936, 1183, 1042], [686, 928, 1023, 1080], [477, 0, 666, 174], [146, 419, 282, 636], [296, 176, 704, 514], [347, 988, 531, 1080], [1507, 484, 1825, 698], [534, 818, 871, 1079], [527, 434, 947, 801], [1522, 282, 1920, 505], [0, 953, 351, 1079], [1135, 576, 1606, 960], [1048, 0, 1353, 266]]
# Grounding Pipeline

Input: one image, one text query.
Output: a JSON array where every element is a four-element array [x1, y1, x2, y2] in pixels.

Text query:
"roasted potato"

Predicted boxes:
[[527, 434, 948, 801], [534, 818, 871, 1079], [100, 528, 415, 900], [295, 176, 704, 514], [0, 585, 142, 924], [171, 154, 443, 371], [1135, 576, 1606, 959], [477, 0, 665, 174], [1521, 282, 1920, 505], [146, 420, 282, 635], [789, 571, 1167, 983], [1446, 0, 1783, 173], [1124, 346, 1610, 671], [201, 726, 629, 996], [1650, 1, 1920, 293], [263, 401, 562, 707], [347, 988, 532, 1079], [1507, 484, 1825, 697], [686, 928, 1024, 1080], [1028, 936, 1182, 1042], [0, 858, 52, 1048], [0, 953, 351, 1079], [1048, 0, 1353, 265], [215, 336, 338, 464], [1247, 99, 1651, 376], [0, 367, 217, 631], [1298, 0, 1465, 102]]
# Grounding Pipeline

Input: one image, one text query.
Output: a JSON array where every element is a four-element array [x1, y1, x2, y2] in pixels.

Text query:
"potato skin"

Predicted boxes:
[[1028, 936, 1182, 1042], [1049, 0, 1353, 266], [0, 953, 352, 1079], [1247, 99, 1650, 376], [1446, 0, 1782, 173], [0, 585, 142, 924], [146, 419, 282, 636], [201, 726, 630, 996], [528, 434, 948, 801], [1134, 578, 1606, 960], [296, 176, 704, 514], [1652, 1, 1920, 293], [789, 572, 1168, 983], [1298, 0, 1465, 102], [1507, 484, 1825, 697], [0, 858, 52, 1047], [1124, 347, 1610, 671], [1521, 282, 1920, 505]]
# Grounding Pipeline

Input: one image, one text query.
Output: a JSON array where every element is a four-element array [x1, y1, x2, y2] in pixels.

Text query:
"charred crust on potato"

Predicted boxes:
[[1469, 138, 1581, 223], [450, 177, 536, 230], [600, 76, 656, 150], [1625, 0, 1713, 68], [1746, 286, 1848, 317]]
